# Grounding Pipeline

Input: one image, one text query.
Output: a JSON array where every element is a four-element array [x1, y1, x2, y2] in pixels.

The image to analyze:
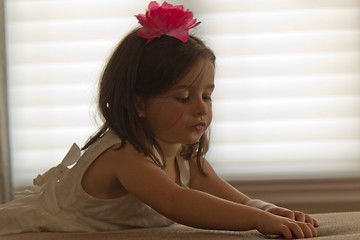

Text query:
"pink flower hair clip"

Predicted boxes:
[[135, 1, 200, 43]]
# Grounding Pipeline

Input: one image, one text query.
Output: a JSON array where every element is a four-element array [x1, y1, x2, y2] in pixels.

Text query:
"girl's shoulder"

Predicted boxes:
[[104, 142, 145, 163], [91, 129, 152, 164], [82, 140, 152, 199]]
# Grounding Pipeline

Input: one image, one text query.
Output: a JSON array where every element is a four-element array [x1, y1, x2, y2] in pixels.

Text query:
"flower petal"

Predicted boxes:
[[167, 27, 189, 43], [135, 1, 200, 43], [148, 1, 160, 11], [160, 1, 173, 9]]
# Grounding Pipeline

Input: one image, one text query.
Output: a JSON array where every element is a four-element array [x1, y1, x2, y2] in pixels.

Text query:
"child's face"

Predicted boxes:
[[142, 59, 215, 146]]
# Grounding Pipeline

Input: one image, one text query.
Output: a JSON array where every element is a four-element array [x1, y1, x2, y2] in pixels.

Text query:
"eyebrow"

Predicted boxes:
[[172, 84, 215, 90]]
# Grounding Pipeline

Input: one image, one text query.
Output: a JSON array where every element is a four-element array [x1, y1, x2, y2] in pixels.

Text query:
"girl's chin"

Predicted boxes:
[[155, 132, 205, 146], [182, 136, 204, 145]]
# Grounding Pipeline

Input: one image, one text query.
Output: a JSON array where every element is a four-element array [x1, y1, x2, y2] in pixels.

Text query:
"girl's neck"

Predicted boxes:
[[155, 138, 182, 163]]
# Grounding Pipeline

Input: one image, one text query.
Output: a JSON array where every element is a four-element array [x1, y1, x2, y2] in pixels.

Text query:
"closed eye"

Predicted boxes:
[[203, 96, 212, 102], [175, 97, 190, 103]]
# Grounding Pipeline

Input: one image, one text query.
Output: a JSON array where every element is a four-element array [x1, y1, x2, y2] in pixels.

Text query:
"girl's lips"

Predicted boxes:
[[192, 122, 206, 131]]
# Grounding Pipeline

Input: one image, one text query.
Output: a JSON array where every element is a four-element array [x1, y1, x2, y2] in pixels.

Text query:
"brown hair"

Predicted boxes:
[[83, 28, 215, 174]]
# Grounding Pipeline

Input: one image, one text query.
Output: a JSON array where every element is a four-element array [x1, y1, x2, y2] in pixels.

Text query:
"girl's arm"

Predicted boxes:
[[110, 146, 316, 239], [189, 158, 319, 227], [189, 157, 251, 204]]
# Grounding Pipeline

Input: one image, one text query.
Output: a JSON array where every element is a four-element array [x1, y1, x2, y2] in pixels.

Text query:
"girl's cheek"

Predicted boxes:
[[168, 106, 183, 116], [207, 108, 213, 124], [167, 106, 187, 124]]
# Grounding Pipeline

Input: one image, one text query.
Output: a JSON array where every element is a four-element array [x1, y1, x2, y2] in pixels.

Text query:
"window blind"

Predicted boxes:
[[5, 0, 360, 188], [200, 0, 360, 180]]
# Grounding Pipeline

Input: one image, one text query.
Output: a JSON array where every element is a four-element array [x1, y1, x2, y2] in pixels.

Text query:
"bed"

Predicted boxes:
[[1, 211, 360, 240]]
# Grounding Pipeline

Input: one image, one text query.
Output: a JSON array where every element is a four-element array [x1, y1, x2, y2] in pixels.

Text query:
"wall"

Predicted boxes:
[[231, 178, 360, 213]]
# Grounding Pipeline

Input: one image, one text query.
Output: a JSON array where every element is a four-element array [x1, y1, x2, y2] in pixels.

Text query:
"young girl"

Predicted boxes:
[[0, 1, 318, 239]]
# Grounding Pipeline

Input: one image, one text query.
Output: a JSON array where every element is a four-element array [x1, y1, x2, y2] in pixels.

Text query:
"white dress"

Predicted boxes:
[[0, 130, 191, 236]]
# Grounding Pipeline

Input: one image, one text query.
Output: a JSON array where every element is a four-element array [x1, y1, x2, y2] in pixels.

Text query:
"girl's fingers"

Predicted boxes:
[[294, 211, 319, 228], [280, 225, 294, 240], [303, 214, 313, 225], [313, 218, 319, 227], [294, 211, 306, 222], [288, 222, 305, 239], [289, 222, 317, 238], [308, 223, 318, 237], [284, 221, 317, 239], [297, 222, 317, 238], [283, 210, 296, 220], [303, 214, 319, 227]]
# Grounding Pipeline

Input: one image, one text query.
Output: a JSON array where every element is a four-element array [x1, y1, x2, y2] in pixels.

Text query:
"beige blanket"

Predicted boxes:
[[2, 211, 360, 239]]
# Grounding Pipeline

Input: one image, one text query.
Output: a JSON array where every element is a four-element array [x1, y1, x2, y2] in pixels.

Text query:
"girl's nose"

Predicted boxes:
[[193, 98, 208, 116]]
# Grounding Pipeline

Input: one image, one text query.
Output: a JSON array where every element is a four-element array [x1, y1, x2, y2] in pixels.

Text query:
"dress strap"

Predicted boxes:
[[153, 147, 190, 187], [33, 143, 81, 187], [176, 154, 190, 188]]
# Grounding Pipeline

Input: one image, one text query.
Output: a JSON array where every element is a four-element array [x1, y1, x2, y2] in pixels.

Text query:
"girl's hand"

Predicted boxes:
[[255, 211, 318, 239], [267, 206, 319, 227], [245, 199, 319, 228]]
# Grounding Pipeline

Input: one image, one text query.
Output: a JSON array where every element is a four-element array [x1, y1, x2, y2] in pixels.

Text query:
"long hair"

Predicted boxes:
[[83, 28, 215, 174]]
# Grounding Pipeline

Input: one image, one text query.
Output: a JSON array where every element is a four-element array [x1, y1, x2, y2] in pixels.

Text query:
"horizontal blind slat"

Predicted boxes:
[[214, 74, 360, 99], [11, 127, 97, 150], [9, 84, 96, 107], [6, 0, 150, 21], [216, 53, 360, 77], [8, 63, 102, 85], [213, 96, 360, 121], [9, 106, 97, 128], [208, 140, 360, 163], [8, 31, 360, 64], [211, 118, 360, 143], [190, 0, 360, 13], [201, 8, 360, 34], [209, 30, 360, 56]]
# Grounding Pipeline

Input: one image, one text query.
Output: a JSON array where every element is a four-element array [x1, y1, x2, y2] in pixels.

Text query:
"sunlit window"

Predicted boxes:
[[5, 0, 360, 188]]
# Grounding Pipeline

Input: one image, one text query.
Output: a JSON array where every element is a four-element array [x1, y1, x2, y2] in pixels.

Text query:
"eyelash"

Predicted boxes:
[[175, 97, 189, 103], [203, 96, 212, 101], [175, 96, 212, 103]]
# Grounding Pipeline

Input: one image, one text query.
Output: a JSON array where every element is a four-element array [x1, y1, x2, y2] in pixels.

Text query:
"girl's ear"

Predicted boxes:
[[135, 95, 146, 118]]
